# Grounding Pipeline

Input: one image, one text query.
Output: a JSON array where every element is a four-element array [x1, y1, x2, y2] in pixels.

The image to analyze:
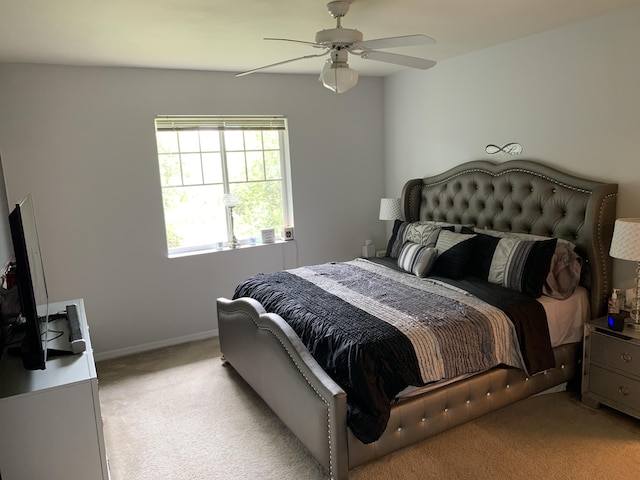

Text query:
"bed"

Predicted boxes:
[[216, 159, 617, 480]]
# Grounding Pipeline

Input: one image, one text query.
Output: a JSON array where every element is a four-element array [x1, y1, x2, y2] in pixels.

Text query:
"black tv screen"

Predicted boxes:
[[8, 194, 49, 370]]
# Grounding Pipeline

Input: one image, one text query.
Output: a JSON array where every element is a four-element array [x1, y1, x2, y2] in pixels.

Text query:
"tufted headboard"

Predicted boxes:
[[401, 159, 618, 318]]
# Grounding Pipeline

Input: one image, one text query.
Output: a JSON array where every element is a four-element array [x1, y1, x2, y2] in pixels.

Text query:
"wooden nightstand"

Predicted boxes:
[[582, 316, 640, 420]]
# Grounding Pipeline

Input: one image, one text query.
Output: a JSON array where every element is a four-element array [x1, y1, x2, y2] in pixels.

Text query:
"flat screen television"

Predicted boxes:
[[8, 194, 49, 370]]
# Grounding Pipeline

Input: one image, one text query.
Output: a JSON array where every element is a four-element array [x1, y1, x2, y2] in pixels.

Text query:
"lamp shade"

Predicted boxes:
[[223, 193, 239, 208], [321, 65, 358, 94], [609, 218, 640, 261], [379, 198, 402, 221]]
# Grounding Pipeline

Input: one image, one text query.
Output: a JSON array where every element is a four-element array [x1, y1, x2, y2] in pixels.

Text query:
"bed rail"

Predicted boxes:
[[217, 297, 349, 479]]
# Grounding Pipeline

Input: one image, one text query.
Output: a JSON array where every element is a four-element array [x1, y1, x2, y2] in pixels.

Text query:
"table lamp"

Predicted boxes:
[[609, 218, 640, 328], [223, 193, 239, 249], [379, 198, 402, 222]]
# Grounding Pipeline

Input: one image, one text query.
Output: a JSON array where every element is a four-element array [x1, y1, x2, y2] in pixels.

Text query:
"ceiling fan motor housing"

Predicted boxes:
[[315, 28, 363, 47]]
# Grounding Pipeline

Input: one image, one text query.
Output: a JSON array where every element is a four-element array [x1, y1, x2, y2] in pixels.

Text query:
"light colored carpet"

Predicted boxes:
[[97, 338, 640, 480]]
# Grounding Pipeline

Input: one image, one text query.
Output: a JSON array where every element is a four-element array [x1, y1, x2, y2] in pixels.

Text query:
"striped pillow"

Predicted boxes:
[[397, 242, 438, 277], [468, 233, 558, 297]]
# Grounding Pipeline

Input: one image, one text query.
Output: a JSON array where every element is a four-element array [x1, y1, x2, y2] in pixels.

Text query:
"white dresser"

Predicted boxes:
[[0, 299, 109, 480]]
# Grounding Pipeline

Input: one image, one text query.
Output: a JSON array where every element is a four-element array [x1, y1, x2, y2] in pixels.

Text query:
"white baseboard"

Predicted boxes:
[[94, 329, 219, 362]]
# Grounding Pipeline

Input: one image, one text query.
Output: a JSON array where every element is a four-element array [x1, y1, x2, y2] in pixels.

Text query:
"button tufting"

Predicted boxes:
[[397, 427, 402, 432], [444, 408, 449, 412], [466, 400, 471, 404], [506, 384, 510, 389], [421, 417, 426, 422], [486, 392, 491, 396]]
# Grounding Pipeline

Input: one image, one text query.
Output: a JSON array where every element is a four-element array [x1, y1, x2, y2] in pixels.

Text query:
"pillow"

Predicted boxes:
[[541, 241, 582, 299], [386, 220, 464, 258], [472, 228, 582, 298], [431, 230, 477, 279], [468, 233, 557, 298], [397, 242, 438, 277], [386, 219, 408, 258]]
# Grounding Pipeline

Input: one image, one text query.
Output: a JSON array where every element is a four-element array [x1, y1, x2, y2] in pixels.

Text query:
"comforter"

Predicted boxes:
[[233, 258, 554, 443]]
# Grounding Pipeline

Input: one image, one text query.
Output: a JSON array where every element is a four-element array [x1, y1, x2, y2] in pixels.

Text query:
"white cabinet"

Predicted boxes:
[[0, 299, 109, 480]]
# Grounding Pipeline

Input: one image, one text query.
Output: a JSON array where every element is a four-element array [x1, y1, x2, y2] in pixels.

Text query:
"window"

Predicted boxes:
[[154, 116, 293, 255]]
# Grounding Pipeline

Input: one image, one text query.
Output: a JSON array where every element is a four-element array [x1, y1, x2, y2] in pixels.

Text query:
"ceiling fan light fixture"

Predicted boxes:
[[321, 64, 358, 93], [321, 51, 358, 93]]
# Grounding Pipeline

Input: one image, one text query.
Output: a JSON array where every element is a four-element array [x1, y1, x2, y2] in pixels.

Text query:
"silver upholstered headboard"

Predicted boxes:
[[401, 159, 618, 318]]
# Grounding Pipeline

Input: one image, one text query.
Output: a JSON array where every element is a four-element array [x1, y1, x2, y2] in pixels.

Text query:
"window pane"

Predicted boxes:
[[264, 151, 282, 180], [178, 130, 200, 152], [232, 181, 284, 239], [199, 130, 220, 152], [202, 153, 222, 184], [158, 153, 182, 186], [244, 131, 263, 150], [246, 151, 265, 181], [262, 131, 280, 150], [181, 153, 203, 185], [227, 152, 246, 182], [156, 131, 179, 154], [155, 116, 292, 254], [162, 185, 226, 249], [224, 130, 244, 151]]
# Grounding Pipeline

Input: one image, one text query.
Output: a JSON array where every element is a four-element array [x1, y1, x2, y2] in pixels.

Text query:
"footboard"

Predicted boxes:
[[217, 297, 349, 480]]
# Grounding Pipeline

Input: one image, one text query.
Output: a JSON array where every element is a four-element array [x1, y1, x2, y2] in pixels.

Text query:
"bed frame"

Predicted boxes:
[[217, 159, 617, 479]]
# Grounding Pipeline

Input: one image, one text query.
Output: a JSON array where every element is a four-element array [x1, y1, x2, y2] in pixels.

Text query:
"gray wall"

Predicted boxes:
[[0, 65, 385, 357], [384, 6, 640, 294], [2, 6, 638, 357]]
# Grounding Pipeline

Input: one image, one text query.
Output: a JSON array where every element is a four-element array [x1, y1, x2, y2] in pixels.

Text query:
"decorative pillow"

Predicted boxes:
[[386, 219, 408, 258], [468, 233, 558, 298], [386, 220, 464, 258], [397, 242, 438, 277], [541, 241, 582, 299], [403, 223, 441, 248], [431, 230, 477, 279], [472, 228, 582, 298]]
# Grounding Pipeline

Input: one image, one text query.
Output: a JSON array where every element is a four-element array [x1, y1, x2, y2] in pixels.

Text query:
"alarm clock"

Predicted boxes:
[[607, 314, 625, 332]]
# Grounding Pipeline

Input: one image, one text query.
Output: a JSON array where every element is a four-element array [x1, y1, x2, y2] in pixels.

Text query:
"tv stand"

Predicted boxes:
[[0, 299, 109, 480]]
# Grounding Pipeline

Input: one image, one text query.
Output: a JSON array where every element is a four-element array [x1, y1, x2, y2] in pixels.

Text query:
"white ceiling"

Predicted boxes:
[[2, 0, 640, 77]]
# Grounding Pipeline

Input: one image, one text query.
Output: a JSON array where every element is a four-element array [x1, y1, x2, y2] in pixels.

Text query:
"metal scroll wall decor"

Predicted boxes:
[[485, 143, 523, 155]]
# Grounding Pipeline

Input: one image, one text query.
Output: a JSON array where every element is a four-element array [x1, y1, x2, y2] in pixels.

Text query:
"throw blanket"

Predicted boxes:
[[233, 259, 554, 444]]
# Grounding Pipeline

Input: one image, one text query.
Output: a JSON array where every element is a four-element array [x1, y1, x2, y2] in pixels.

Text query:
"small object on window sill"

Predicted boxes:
[[261, 228, 275, 244], [283, 227, 294, 241], [375, 249, 386, 258]]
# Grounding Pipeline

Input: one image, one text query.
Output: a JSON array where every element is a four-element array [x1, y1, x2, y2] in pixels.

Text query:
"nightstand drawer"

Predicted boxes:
[[589, 365, 640, 412], [590, 331, 640, 378]]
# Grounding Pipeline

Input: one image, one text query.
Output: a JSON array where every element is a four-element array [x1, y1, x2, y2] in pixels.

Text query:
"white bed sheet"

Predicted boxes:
[[396, 286, 589, 400]]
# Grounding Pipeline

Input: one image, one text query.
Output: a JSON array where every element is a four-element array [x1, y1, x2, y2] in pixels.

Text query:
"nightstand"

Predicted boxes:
[[582, 316, 640, 420]]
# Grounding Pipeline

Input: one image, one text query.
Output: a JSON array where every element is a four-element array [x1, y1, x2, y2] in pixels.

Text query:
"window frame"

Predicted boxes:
[[154, 115, 294, 256]]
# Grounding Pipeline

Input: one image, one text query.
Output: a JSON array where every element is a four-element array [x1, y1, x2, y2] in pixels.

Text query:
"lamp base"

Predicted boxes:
[[629, 298, 640, 328]]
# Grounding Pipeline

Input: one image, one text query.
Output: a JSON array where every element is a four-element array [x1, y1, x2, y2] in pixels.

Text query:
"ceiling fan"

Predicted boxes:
[[236, 1, 437, 93]]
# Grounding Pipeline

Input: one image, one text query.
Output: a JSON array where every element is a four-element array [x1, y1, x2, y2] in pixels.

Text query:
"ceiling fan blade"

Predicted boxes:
[[356, 34, 436, 50], [264, 37, 323, 48], [236, 52, 329, 77], [359, 50, 436, 70]]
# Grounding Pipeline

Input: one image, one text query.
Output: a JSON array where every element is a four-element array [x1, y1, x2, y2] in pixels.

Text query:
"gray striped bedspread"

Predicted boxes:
[[233, 258, 553, 443]]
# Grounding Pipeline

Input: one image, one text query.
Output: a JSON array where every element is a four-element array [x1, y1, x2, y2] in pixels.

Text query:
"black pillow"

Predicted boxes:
[[431, 230, 477, 279], [468, 233, 558, 298]]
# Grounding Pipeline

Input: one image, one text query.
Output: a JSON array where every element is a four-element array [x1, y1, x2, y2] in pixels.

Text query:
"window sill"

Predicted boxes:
[[168, 240, 295, 259]]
